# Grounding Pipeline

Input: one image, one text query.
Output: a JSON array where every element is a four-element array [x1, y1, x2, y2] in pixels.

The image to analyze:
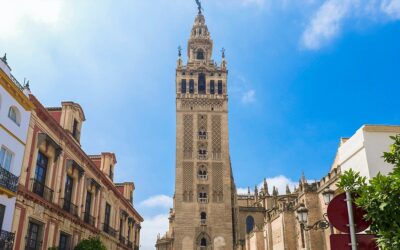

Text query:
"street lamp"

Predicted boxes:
[[296, 203, 330, 231], [322, 187, 335, 205], [296, 203, 309, 224]]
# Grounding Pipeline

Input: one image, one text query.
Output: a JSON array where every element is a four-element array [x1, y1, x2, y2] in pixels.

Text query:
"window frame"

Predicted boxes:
[[0, 146, 13, 171], [8, 106, 21, 126]]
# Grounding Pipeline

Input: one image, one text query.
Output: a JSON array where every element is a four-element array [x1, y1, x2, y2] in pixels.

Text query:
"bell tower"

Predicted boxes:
[[172, 4, 235, 250]]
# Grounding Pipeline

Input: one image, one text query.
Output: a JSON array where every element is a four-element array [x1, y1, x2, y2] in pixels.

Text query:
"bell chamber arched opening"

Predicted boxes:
[[198, 73, 206, 94]]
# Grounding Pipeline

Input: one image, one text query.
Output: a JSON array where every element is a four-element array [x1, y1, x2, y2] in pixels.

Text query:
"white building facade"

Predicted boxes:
[[332, 124, 400, 179], [0, 54, 33, 249]]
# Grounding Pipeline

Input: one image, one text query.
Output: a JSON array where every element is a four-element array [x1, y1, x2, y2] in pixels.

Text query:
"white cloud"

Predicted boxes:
[[237, 175, 298, 195], [302, 0, 354, 50], [242, 89, 256, 104], [140, 213, 170, 250], [0, 0, 64, 38], [381, 0, 400, 19], [139, 195, 173, 208], [302, 0, 400, 50]]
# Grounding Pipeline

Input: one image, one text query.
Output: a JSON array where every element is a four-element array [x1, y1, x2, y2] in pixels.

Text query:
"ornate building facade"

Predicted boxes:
[[0, 54, 33, 250], [11, 95, 143, 250], [156, 7, 236, 250]]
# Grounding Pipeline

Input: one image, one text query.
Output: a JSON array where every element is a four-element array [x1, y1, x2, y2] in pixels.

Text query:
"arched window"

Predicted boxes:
[[198, 165, 207, 180], [189, 79, 195, 94], [200, 238, 207, 247], [8, 106, 21, 126], [246, 216, 255, 234], [200, 212, 207, 225], [198, 73, 206, 94], [197, 49, 205, 60]]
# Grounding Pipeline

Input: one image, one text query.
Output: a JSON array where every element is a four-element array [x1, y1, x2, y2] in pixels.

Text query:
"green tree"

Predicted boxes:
[[74, 237, 107, 250], [338, 135, 400, 249]]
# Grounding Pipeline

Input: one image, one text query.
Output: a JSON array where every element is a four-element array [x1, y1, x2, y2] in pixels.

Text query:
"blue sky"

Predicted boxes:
[[1, 0, 400, 248]]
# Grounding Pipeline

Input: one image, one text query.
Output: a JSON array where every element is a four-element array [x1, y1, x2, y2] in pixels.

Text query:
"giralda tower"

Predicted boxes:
[[166, 3, 236, 250]]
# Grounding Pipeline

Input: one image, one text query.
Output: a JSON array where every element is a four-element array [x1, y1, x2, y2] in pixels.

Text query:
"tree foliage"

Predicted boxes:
[[74, 237, 107, 250], [338, 135, 400, 249]]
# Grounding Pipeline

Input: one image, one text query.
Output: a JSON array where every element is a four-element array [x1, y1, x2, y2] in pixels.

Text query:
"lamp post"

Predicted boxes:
[[296, 187, 335, 231]]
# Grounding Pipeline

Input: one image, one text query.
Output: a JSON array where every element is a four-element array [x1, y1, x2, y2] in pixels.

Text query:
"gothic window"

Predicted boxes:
[[181, 79, 187, 93], [200, 212, 207, 225], [246, 216, 255, 234], [210, 80, 215, 94], [198, 144, 207, 160], [198, 73, 206, 94], [197, 49, 205, 60], [217, 80, 223, 95], [200, 238, 207, 247], [189, 79, 195, 94], [198, 127, 207, 139], [8, 106, 21, 126], [182, 71, 186, 76], [198, 165, 207, 180], [198, 192, 207, 203]]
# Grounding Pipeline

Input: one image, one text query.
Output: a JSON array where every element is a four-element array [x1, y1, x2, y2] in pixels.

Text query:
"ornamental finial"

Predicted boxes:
[[195, 0, 202, 14], [2, 53, 7, 63], [178, 46, 182, 57], [221, 48, 225, 58]]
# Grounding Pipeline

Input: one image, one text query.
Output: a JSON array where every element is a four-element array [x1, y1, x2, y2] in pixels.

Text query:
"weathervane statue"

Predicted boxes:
[[195, 0, 203, 14]]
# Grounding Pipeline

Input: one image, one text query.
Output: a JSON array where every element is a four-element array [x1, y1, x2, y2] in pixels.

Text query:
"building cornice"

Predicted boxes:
[[29, 94, 143, 222], [0, 70, 34, 111]]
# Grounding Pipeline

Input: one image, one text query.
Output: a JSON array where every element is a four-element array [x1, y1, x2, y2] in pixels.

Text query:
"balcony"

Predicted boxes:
[[103, 223, 117, 238], [83, 212, 96, 227], [198, 154, 207, 161], [61, 199, 78, 217], [30, 179, 53, 202], [198, 175, 207, 181], [0, 230, 15, 250], [198, 198, 208, 204], [0, 165, 19, 194], [198, 131, 208, 140], [119, 235, 126, 244]]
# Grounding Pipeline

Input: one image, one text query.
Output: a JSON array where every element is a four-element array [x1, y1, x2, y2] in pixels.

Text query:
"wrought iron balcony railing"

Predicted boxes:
[[24, 237, 42, 250], [0, 230, 15, 250], [61, 198, 78, 217], [30, 179, 53, 202], [103, 223, 117, 238], [119, 235, 126, 244], [83, 212, 96, 227], [0, 165, 19, 193], [198, 198, 208, 204], [198, 175, 207, 181]]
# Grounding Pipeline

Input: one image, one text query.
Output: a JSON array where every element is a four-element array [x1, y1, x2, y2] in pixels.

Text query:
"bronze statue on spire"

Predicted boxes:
[[195, 0, 202, 14]]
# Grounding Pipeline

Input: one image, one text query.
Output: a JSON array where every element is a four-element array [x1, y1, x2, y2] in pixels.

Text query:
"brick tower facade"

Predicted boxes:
[[156, 7, 236, 250], [173, 10, 235, 250]]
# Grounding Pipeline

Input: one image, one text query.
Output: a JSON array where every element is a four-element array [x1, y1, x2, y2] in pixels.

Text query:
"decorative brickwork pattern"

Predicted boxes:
[[183, 114, 194, 159], [183, 162, 194, 202], [181, 99, 223, 111], [212, 115, 222, 160], [212, 162, 223, 202]]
